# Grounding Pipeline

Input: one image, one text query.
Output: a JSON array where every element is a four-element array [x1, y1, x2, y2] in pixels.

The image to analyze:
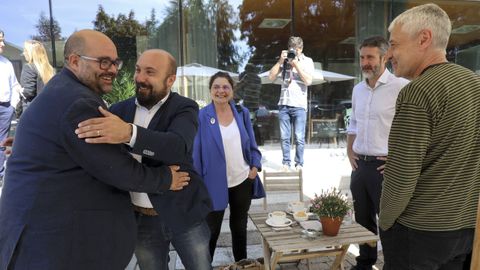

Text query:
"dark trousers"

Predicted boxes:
[[380, 223, 474, 270], [350, 159, 384, 269], [206, 178, 253, 262]]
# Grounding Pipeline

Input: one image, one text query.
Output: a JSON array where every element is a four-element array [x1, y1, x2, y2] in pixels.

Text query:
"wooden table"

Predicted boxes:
[[249, 212, 379, 270]]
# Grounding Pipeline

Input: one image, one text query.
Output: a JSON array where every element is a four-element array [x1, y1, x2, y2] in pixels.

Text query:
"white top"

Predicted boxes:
[[278, 54, 314, 110], [128, 93, 169, 208], [347, 69, 409, 156], [219, 118, 250, 188], [0, 55, 19, 103]]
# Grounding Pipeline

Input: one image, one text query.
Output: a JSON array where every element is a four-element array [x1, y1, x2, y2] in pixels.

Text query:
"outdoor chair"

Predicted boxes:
[[262, 169, 303, 210]]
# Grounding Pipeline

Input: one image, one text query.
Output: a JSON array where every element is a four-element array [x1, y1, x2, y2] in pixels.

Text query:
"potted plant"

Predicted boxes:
[[309, 187, 351, 236]]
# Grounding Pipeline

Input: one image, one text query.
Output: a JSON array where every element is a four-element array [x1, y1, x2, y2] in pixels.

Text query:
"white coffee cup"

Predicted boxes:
[[268, 211, 287, 225], [293, 210, 308, 222], [288, 201, 305, 213]]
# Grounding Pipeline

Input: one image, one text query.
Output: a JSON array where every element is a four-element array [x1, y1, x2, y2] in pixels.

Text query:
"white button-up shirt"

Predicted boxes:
[[347, 69, 409, 156], [278, 54, 314, 110], [128, 92, 169, 208], [0, 55, 19, 103]]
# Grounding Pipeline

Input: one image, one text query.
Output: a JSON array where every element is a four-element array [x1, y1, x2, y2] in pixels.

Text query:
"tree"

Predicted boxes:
[[31, 11, 64, 41], [145, 8, 158, 36], [92, 5, 149, 72], [92, 5, 115, 36], [92, 5, 147, 39], [206, 0, 245, 71]]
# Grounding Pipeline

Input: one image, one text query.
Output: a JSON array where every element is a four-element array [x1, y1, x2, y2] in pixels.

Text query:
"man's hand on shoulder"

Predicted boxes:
[[169, 165, 190, 191], [75, 106, 132, 144]]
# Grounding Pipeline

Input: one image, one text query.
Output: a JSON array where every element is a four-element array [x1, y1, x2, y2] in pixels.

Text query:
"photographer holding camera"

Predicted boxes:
[[268, 36, 314, 171]]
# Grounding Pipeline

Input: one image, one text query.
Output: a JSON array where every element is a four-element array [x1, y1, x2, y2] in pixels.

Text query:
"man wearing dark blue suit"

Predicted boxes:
[[75, 49, 212, 270], [0, 30, 190, 270]]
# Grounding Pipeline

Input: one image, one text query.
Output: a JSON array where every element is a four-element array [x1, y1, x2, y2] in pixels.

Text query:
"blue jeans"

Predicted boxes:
[[278, 105, 306, 167], [135, 213, 212, 270], [0, 105, 14, 177]]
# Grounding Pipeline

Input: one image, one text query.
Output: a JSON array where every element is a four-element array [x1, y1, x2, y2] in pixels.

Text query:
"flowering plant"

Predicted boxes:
[[309, 188, 351, 218]]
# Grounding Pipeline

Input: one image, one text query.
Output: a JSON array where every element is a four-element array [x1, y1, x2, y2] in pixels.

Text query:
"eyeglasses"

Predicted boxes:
[[78, 55, 123, 71], [212, 85, 232, 91]]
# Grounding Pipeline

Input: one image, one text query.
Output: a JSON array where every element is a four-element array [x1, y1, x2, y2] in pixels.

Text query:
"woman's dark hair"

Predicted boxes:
[[209, 71, 235, 90]]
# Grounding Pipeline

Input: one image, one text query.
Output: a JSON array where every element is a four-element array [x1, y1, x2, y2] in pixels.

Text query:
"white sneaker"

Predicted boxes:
[[295, 165, 303, 171], [282, 164, 290, 172]]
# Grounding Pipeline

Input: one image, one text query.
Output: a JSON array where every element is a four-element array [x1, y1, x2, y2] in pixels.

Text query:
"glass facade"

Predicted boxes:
[[2, 0, 480, 146]]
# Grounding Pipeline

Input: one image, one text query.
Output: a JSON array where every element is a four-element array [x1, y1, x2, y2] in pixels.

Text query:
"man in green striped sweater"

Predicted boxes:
[[379, 3, 480, 269]]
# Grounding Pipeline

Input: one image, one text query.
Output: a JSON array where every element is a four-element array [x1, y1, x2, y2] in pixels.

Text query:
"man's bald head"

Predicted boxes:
[[63, 29, 119, 95], [140, 49, 177, 76], [134, 49, 178, 109], [64, 30, 116, 66]]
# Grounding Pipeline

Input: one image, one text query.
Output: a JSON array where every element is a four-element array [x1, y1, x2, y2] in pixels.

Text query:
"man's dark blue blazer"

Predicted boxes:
[[0, 69, 177, 270], [109, 92, 212, 234]]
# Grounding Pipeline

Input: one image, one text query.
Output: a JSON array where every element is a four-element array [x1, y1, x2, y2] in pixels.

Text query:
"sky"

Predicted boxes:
[[0, 0, 169, 47], [1, 0, 246, 69]]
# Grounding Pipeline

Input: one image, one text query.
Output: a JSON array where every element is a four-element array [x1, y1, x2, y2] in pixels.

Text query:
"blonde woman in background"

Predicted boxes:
[[18, 40, 55, 116]]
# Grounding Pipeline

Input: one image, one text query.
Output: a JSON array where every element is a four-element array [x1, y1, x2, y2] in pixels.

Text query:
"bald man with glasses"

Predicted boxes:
[[0, 29, 190, 270]]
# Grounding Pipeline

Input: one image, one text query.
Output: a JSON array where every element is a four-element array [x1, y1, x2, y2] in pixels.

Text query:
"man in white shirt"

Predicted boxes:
[[0, 29, 20, 184], [347, 36, 409, 270], [268, 36, 314, 171]]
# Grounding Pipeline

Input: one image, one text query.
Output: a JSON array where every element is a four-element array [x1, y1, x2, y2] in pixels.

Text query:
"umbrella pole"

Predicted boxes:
[[183, 76, 188, 97]]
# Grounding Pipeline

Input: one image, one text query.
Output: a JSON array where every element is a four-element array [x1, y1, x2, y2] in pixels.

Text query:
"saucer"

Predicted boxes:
[[265, 217, 293, 227]]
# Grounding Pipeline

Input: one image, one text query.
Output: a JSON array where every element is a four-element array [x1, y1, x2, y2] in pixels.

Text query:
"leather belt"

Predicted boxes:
[[357, 155, 380, 162], [133, 205, 158, 216]]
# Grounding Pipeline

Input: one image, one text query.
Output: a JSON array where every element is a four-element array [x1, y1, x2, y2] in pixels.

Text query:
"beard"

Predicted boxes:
[[135, 81, 167, 109], [361, 64, 381, 80]]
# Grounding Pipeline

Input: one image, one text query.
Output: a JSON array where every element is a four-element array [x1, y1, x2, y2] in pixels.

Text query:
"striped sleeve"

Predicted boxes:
[[379, 101, 431, 230]]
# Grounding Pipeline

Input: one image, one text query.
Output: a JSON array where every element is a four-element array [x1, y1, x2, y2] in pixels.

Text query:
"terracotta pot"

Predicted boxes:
[[320, 216, 343, 236]]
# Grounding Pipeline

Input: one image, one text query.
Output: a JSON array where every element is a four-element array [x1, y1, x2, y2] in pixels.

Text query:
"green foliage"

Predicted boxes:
[[31, 11, 64, 41], [103, 70, 136, 106], [206, 0, 245, 71], [92, 5, 147, 39], [309, 188, 351, 218]]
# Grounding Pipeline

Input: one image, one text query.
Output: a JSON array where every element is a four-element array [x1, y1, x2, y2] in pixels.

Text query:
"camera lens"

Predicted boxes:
[[287, 49, 296, 59]]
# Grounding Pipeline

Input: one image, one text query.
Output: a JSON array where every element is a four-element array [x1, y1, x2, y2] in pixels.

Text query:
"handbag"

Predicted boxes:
[[236, 104, 265, 199]]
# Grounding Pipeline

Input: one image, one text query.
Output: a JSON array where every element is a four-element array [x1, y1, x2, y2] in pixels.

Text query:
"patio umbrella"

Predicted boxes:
[[174, 63, 239, 102], [258, 69, 354, 85], [176, 63, 238, 78]]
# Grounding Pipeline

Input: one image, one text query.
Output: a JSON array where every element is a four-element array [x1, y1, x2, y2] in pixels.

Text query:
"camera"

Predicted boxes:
[[282, 49, 296, 83], [287, 49, 296, 60]]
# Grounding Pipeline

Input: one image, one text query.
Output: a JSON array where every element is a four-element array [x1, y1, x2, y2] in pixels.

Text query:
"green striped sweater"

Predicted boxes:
[[379, 63, 480, 231]]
